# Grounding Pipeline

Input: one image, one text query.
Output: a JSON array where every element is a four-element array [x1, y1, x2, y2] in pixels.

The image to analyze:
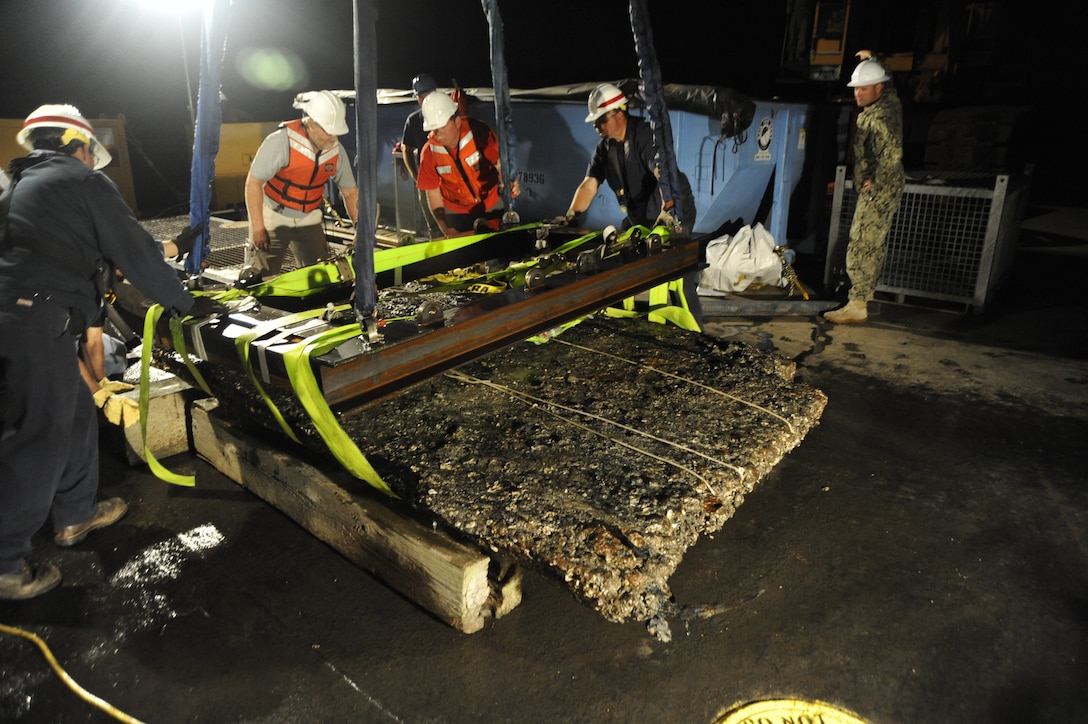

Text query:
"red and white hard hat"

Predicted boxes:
[[585, 83, 627, 123], [17, 103, 113, 170]]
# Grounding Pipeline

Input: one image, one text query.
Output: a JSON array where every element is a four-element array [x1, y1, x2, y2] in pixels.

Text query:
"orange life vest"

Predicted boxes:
[[423, 118, 500, 214], [263, 119, 340, 213]]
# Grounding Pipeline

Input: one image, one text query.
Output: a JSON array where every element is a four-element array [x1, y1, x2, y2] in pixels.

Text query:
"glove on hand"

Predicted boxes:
[[548, 211, 575, 227], [93, 379, 134, 408], [103, 394, 140, 427], [654, 208, 678, 229], [171, 223, 205, 257], [187, 295, 229, 318]]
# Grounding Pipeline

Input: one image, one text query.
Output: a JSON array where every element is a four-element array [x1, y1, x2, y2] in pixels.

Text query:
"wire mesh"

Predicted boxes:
[[140, 215, 297, 271], [826, 169, 1026, 312]]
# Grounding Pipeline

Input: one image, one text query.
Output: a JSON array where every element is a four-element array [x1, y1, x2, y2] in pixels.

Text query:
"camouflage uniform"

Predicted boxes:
[[847, 88, 904, 302]]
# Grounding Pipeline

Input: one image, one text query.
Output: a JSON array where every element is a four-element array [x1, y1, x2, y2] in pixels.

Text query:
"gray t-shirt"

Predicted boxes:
[[251, 126, 356, 218]]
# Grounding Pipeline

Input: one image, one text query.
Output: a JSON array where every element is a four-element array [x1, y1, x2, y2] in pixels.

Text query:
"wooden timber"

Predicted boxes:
[[190, 398, 522, 633], [100, 375, 203, 466]]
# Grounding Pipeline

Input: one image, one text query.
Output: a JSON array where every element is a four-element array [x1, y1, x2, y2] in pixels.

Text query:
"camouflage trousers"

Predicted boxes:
[[846, 191, 901, 301]]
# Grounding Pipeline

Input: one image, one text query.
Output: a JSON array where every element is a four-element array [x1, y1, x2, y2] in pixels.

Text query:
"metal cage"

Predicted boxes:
[[825, 166, 1030, 313]]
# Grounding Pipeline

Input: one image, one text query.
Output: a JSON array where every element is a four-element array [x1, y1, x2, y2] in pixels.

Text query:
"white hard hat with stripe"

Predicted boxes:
[[585, 83, 628, 123], [17, 104, 113, 170]]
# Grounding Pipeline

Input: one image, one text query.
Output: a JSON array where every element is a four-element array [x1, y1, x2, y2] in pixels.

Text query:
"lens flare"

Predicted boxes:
[[236, 46, 308, 91]]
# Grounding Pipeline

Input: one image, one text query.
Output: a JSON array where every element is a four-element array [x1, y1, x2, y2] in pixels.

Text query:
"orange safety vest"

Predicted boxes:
[[423, 118, 500, 214], [263, 119, 340, 213]]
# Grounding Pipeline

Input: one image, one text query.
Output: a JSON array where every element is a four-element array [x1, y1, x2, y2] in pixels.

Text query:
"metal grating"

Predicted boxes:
[[140, 215, 300, 272], [824, 167, 1029, 313]]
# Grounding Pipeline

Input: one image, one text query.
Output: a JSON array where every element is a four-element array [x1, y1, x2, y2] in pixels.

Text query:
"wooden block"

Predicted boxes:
[[190, 398, 521, 634], [104, 375, 200, 466]]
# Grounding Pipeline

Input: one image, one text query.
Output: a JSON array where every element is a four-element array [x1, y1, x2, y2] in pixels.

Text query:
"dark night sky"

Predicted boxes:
[[0, 0, 789, 210], [1, 0, 1081, 210], [0, 0, 784, 129]]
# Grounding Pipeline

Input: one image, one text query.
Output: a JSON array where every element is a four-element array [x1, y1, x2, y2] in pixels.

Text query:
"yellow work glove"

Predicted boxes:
[[103, 393, 141, 427], [92, 379, 135, 408]]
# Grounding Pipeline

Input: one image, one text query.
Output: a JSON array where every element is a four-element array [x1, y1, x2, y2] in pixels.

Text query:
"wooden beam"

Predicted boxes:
[[100, 375, 201, 466], [190, 398, 521, 633]]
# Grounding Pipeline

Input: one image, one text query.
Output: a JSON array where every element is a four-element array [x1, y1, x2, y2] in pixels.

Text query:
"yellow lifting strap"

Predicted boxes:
[[139, 292, 234, 487], [233, 307, 336, 444], [465, 280, 508, 294], [139, 299, 394, 496], [281, 317, 396, 497], [139, 304, 196, 487], [605, 277, 701, 332], [227, 305, 395, 496]]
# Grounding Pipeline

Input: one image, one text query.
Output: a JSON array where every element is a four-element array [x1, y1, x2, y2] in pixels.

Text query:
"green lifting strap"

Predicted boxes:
[[413, 229, 607, 295], [601, 223, 700, 332], [603, 224, 656, 315], [237, 223, 545, 299], [280, 317, 397, 497], [142, 300, 394, 495], [525, 314, 591, 344], [647, 278, 701, 331], [242, 257, 356, 298], [606, 300, 640, 317], [233, 307, 340, 444], [606, 277, 701, 331], [373, 223, 543, 274], [139, 293, 236, 486], [139, 304, 196, 487], [170, 315, 215, 396]]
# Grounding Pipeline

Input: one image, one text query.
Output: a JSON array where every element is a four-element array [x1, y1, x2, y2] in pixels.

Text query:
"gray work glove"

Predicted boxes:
[[548, 211, 575, 227], [654, 208, 678, 229]]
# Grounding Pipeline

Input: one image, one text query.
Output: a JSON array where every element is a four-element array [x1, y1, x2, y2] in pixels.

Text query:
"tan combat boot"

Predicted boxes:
[[823, 300, 868, 324]]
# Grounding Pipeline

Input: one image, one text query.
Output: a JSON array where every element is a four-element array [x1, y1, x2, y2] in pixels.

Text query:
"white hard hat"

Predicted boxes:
[[585, 83, 627, 123], [293, 90, 349, 135], [17, 103, 113, 170], [421, 91, 458, 132], [847, 59, 891, 88]]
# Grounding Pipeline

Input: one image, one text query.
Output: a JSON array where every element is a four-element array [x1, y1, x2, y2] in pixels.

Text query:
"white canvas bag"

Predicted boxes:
[[697, 222, 785, 293]]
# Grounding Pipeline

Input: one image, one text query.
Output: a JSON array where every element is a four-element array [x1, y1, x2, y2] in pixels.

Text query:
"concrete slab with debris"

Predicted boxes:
[[172, 315, 827, 630]]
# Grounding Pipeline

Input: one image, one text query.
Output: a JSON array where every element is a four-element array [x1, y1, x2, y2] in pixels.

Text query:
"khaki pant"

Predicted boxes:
[[244, 206, 327, 276]]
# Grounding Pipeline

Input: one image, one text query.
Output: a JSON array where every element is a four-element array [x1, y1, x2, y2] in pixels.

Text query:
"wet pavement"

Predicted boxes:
[[2, 210, 1087, 723]]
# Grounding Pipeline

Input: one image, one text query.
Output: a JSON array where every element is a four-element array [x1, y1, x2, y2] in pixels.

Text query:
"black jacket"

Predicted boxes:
[[1, 151, 193, 323], [585, 116, 696, 229]]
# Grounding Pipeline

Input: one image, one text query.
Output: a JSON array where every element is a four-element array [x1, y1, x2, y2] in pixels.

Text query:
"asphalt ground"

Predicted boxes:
[[1, 210, 1086, 723]]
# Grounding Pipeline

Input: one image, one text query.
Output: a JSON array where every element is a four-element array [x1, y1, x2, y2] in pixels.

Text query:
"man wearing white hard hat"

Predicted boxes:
[[824, 56, 905, 324], [242, 90, 359, 281], [557, 82, 695, 232], [0, 103, 223, 600], [415, 90, 516, 237]]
